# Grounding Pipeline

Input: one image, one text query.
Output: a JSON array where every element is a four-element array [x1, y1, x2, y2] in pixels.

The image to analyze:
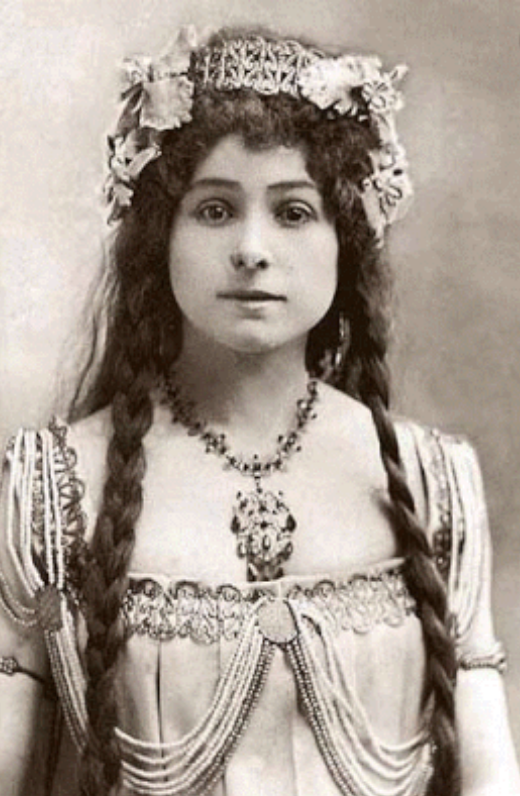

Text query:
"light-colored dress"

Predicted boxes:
[[0, 419, 501, 796]]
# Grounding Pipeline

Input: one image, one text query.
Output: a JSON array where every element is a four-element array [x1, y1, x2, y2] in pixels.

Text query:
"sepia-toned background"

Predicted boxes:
[[1, 0, 519, 749]]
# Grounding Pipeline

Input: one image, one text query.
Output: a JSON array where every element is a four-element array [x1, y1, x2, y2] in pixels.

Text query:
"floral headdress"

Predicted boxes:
[[105, 26, 413, 239]]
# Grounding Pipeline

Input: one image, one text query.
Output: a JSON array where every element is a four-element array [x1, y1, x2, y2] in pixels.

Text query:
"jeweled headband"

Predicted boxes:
[[105, 26, 413, 238]]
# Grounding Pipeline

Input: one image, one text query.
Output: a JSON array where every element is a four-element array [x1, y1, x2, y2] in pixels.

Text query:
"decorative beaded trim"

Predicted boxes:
[[0, 423, 90, 746], [0, 654, 48, 687], [428, 430, 453, 580], [458, 642, 507, 675], [0, 422, 86, 627], [121, 566, 417, 643], [195, 37, 322, 98], [427, 429, 467, 585], [10, 419, 88, 601], [37, 419, 88, 594]]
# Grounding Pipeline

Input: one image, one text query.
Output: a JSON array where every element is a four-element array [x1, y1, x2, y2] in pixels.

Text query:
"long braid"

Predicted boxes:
[[79, 284, 156, 794], [342, 231, 460, 794]]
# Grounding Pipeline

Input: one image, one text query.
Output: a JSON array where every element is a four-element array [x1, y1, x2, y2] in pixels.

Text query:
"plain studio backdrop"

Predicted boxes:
[[1, 0, 519, 754]]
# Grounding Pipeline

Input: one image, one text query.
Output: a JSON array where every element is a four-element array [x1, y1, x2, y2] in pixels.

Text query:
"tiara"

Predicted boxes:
[[105, 26, 413, 237]]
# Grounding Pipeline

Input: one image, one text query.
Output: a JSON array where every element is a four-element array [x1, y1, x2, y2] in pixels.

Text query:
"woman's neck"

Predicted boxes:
[[170, 332, 312, 454]]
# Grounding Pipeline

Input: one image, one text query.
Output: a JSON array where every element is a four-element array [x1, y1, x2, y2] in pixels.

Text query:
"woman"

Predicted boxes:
[[0, 25, 518, 796]]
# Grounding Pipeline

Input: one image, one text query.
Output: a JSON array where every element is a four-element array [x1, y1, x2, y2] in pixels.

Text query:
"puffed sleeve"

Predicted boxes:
[[401, 422, 505, 672], [0, 426, 53, 626], [440, 434, 505, 669], [0, 420, 89, 748]]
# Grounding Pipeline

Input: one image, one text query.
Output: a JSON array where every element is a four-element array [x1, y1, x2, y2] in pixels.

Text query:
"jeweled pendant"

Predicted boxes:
[[231, 479, 296, 581]]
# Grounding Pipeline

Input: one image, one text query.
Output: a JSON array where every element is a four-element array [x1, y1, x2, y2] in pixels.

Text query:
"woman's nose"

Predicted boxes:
[[230, 250, 269, 271], [230, 216, 272, 271]]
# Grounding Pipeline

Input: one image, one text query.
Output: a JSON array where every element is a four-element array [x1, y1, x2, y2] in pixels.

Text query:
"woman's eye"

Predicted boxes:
[[276, 203, 316, 227], [195, 202, 233, 225]]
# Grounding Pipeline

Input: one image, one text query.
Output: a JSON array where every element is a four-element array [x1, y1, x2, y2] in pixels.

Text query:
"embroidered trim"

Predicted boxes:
[[0, 654, 47, 686], [458, 641, 507, 675], [287, 569, 417, 634], [428, 430, 453, 580], [30, 419, 88, 597], [122, 566, 417, 643]]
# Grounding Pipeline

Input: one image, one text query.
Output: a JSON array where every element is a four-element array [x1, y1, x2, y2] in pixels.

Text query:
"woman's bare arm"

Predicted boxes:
[[0, 664, 48, 794], [457, 668, 520, 795], [0, 455, 50, 795]]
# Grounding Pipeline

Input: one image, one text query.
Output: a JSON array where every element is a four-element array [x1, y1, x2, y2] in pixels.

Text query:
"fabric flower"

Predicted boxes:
[[371, 146, 414, 225], [140, 75, 194, 130], [298, 55, 383, 115], [106, 26, 201, 221], [376, 168, 414, 224], [120, 26, 200, 92], [107, 135, 133, 182], [120, 56, 153, 95], [361, 65, 407, 115], [104, 172, 134, 223], [299, 58, 358, 114], [360, 138, 413, 241], [126, 144, 162, 179], [106, 31, 412, 232]]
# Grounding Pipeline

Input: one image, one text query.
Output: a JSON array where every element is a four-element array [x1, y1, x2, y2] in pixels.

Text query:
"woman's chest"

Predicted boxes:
[[127, 436, 396, 580]]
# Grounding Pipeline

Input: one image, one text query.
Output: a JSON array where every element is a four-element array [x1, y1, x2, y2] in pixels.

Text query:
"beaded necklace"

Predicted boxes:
[[163, 376, 319, 581]]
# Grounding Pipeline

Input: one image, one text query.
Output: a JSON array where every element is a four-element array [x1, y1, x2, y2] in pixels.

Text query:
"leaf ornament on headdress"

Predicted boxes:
[[298, 57, 412, 242], [104, 26, 199, 222]]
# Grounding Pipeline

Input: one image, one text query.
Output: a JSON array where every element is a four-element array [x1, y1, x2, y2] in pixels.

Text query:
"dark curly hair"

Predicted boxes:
[[72, 28, 459, 796]]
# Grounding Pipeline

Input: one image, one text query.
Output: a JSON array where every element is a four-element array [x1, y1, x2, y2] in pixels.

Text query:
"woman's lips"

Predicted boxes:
[[218, 290, 286, 301]]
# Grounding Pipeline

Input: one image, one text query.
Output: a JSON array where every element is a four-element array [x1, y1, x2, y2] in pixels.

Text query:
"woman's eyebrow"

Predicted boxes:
[[267, 180, 318, 192], [188, 178, 241, 190], [187, 178, 319, 192]]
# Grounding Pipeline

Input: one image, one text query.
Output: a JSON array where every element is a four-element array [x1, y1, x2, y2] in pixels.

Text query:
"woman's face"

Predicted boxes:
[[168, 135, 338, 358]]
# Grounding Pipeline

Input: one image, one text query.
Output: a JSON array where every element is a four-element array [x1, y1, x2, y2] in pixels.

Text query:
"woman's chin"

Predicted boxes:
[[218, 332, 306, 359]]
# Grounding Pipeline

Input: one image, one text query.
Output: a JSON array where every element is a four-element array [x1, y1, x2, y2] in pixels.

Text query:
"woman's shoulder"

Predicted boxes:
[[318, 382, 472, 450], [319, 384, 482, 528], [317, 382, 473, 463], [67, 406, 112, 449], [316, 382, 383, 457]]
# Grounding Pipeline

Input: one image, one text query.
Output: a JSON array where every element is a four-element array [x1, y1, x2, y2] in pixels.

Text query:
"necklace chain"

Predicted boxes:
[[163, 376, 319, 478], [162, 375, 320, 581]]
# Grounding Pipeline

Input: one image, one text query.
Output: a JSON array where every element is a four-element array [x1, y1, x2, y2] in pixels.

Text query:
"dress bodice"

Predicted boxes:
[[114, 562, 427, 796], [0, 417, 500, 796]]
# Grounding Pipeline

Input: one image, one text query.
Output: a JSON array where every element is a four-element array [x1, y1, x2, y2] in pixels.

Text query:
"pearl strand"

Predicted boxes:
[[46, 630, 86, 750], [118, 616, 262, 754], [119, 621, 275, 795], [287, 631, 432, 796], [298, 614, 425, 766], [41, 430, 56, 588], [0, 567, 38, 627], [120, 636, 266, 784], [6, 431, 36, 596], [44, 428, 65, 591]]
